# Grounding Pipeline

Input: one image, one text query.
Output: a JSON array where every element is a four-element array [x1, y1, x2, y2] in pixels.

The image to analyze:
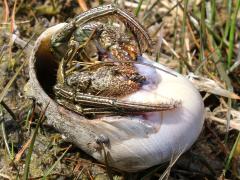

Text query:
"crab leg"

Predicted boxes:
[[57, 25, 100, 84], [73, 4, 152, 53], [54, 84, 180, 116], [55, 99, 133, 116]]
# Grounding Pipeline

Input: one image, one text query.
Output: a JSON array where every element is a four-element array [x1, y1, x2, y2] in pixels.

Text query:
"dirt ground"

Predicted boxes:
[[0, 0, 240, 179]]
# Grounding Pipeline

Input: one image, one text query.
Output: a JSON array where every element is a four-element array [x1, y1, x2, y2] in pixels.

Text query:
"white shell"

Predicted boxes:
[[26, 24, 205, 172]]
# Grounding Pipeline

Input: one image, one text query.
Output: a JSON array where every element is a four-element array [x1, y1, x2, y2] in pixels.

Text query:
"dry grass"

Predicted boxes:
[[0, 0, 239, 179]]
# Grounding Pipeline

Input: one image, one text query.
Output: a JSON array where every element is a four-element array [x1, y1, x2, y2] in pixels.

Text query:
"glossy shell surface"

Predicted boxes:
[[26, 23, 205, 172]]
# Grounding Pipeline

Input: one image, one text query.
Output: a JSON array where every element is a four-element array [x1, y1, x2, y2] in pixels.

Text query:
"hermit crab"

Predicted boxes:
[[25, 4, 204, 172], [51, 4, 180, 117]]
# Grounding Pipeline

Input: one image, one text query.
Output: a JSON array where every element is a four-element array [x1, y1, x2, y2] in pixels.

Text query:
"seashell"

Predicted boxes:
[[25, 23, 205, 172]]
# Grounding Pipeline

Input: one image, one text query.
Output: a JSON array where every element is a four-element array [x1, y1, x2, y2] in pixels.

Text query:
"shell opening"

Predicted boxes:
[[35, 42, 58, 97]]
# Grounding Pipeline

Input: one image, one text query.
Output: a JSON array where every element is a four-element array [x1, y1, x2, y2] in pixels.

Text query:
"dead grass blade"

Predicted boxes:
[[187, 74, 240, 100], [77, 0, 88, 11], [14, 137, 32, 163], [180, 0, 188, 70], [0, 33, 34, 104], [0, 59, 27, 104], [134, 0, 144, 17], [3, 0, 9, 23], [159, 146, 186, 180], [227, 0, 240, 67], [102, 145, 114, 180], [10, 0, 17, 33], [16, 100, 35, 153], [22, 102, 49, 180], [224, 132, 240, 176], [0, 110, 12, 159], [42, 145, 72, 179]]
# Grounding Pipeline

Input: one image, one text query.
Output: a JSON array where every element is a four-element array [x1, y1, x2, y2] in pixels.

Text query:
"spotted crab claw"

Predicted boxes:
[[25, 23, 204, 172]]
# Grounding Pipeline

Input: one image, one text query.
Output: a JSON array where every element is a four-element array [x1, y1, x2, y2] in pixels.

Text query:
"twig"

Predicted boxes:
[[77, 0, 88, 11], [1, 101, 19, 122], [11, 0, 18, 33], [14, 137, 32, 163], [3, 0, 9, 23], [12, 33, 34, 55], [0, 20, 31, 25]]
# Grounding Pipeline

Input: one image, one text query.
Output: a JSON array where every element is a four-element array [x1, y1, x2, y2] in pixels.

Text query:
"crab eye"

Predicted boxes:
[[129, 74, 146, 83]]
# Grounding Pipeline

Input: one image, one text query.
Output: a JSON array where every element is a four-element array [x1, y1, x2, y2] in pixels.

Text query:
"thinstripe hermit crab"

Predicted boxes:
[[25, 4, 205, 172]]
